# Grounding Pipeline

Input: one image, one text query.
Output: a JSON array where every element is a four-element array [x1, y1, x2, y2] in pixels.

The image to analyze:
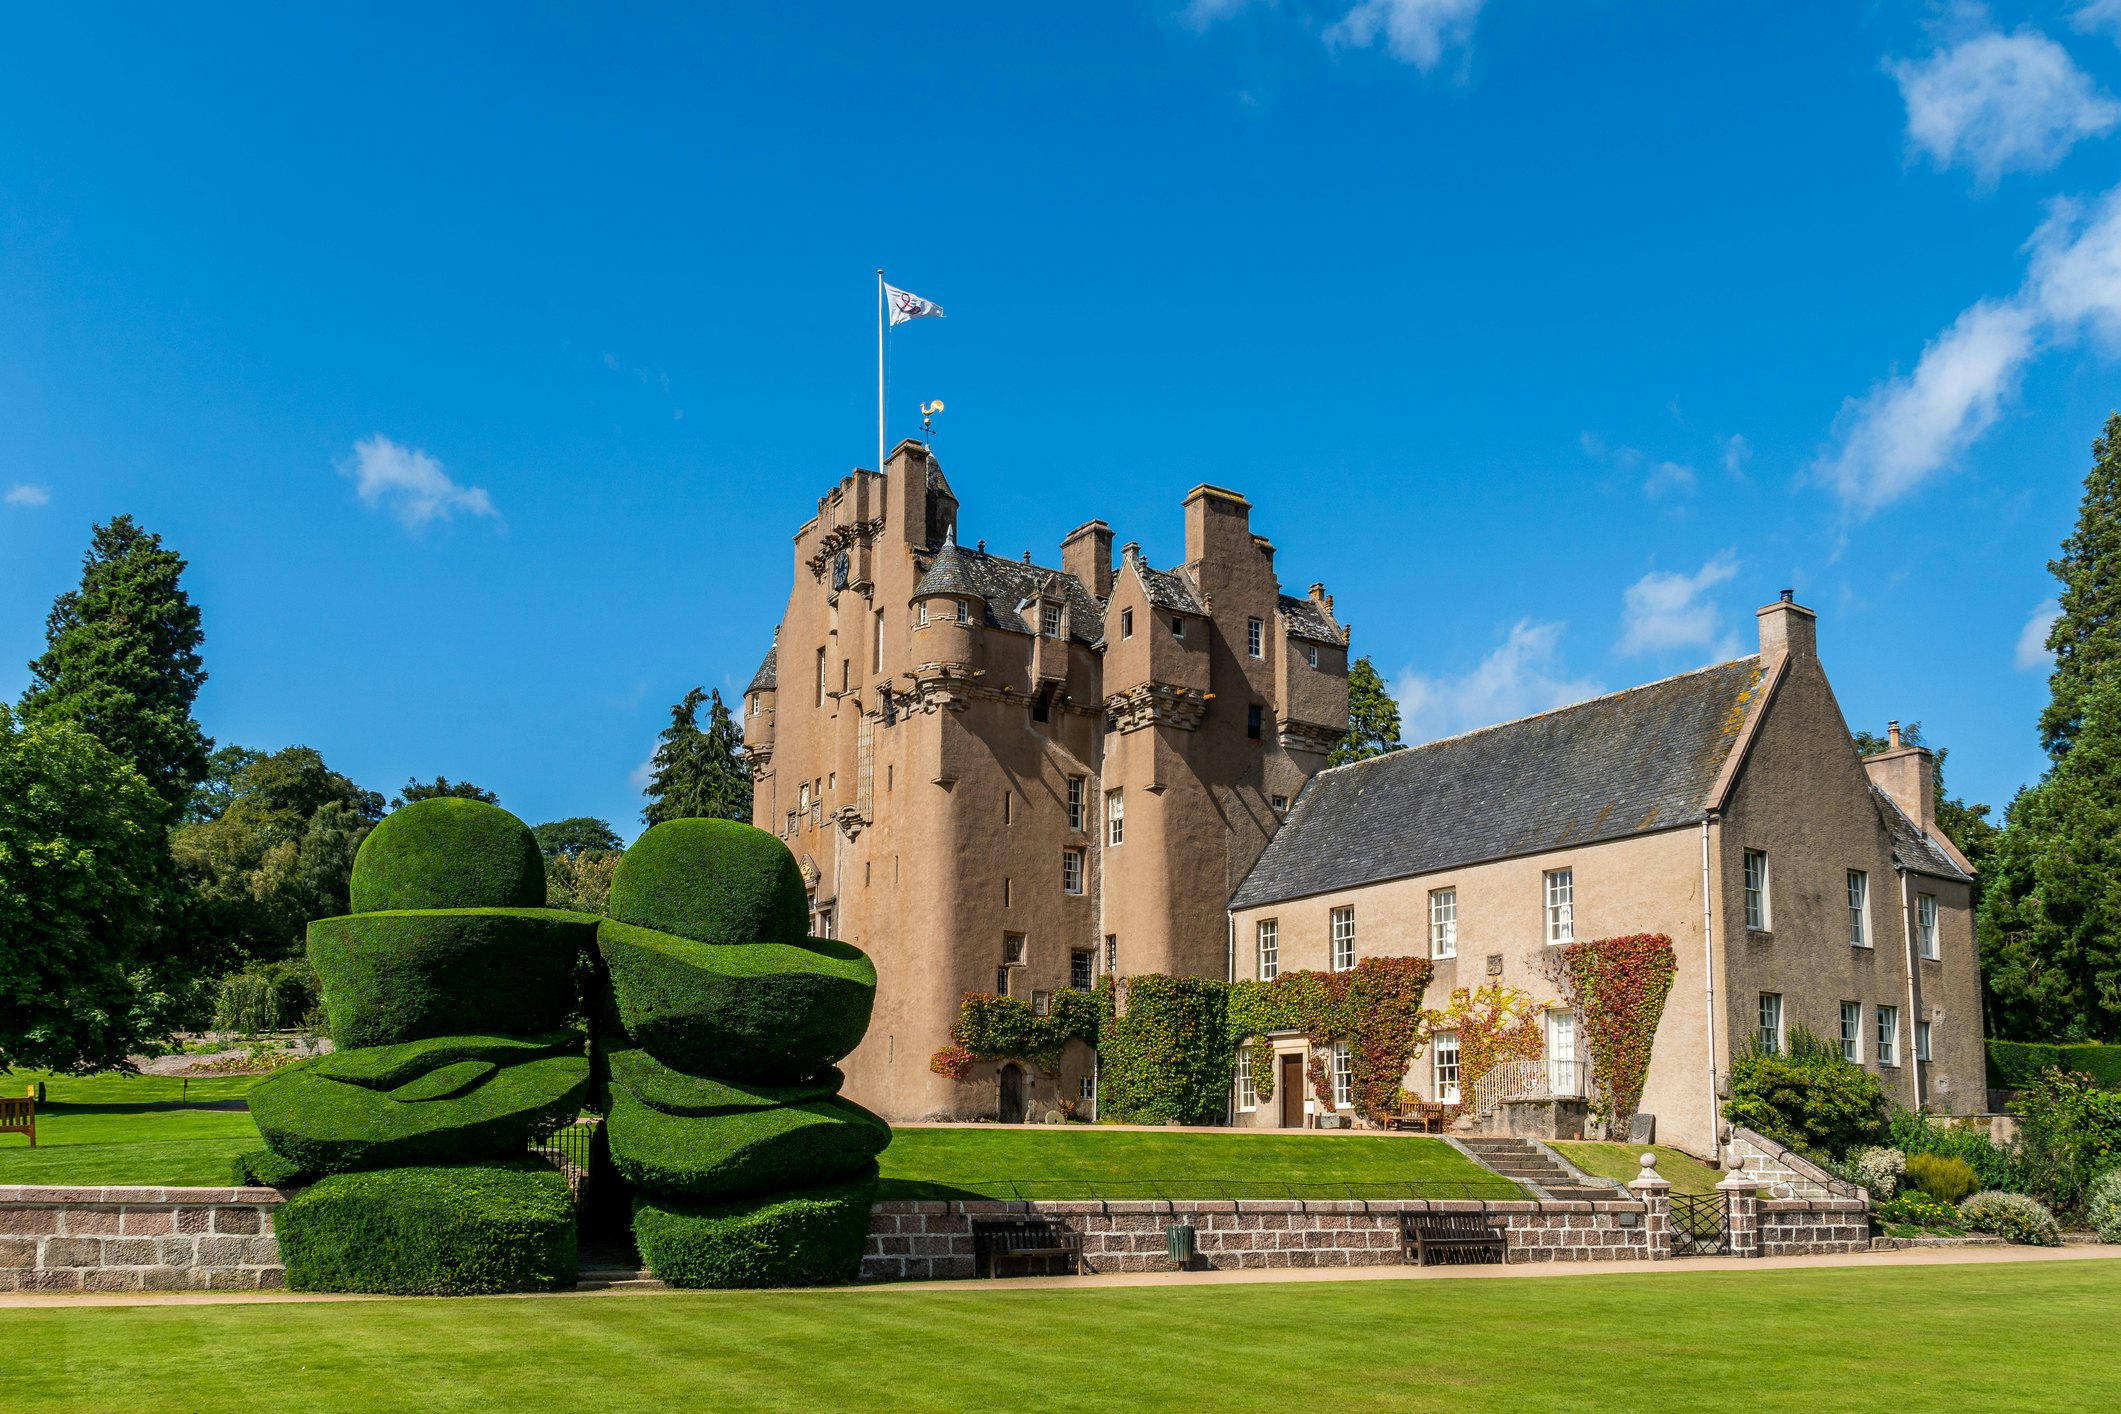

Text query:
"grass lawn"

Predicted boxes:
[[1552, 1142, 1724, 1197], [0, 1103, 263, 1187], [1, 1260, 2113, 1412], [876, 1127, 1524, 1200], [4, 1069, 265, 1105]]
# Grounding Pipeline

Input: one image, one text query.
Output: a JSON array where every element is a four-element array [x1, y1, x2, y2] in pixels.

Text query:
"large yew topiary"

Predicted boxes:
[[603, 1085, 889, 1201], [276, 1160, 577, 1294], [309, 910, 595, 1049], [349, 796, 546, 914], [630, 1165, 880, 1289], [607, 817, 809, 948]]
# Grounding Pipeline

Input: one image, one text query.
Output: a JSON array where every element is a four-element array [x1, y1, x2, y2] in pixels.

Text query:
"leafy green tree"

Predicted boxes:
[[392, 775, 499, 808], [2039, 412, 2121, 762], [187, 745, 264, 823], [1852, 723, 2000, 875], [642, 688, 752, 826], [19, 515, 212, 821], [0, 707, 168, 1071], [532, 817, 622, 858], [1328, 655, 1404, 767]]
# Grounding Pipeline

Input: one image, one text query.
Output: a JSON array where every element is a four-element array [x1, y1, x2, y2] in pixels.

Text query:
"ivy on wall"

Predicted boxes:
[[1420, 983, 1544, 1102], [928, 986, 1100, 1080], [1556, 932, 1677, 1127]]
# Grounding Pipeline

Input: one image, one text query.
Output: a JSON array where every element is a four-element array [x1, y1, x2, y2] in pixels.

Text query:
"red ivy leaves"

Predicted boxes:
[[1558, 933, 1678, 1126]]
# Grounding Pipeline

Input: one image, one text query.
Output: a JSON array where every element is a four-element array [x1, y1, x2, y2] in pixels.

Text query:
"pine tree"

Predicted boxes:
[[643, 687, 753, 826], [2038, 412, 2121, 761], [20, 515, 211, 820], [1329, 656, 1405, 767]]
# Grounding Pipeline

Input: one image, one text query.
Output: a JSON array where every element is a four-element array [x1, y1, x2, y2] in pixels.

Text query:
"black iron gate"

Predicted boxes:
[[1670, 1192, 1728, 1257]]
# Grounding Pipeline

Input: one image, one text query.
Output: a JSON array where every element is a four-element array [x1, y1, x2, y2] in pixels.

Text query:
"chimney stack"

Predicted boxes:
[[1864, 720, 1936, 835], [1756, 594, 1818, 662], [1062, 519, 1114, 600]]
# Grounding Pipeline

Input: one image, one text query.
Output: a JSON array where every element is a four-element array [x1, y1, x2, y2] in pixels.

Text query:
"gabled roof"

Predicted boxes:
[[1871, 784, 1975, 883], [911, 542, 1105, 644], [1231, 657, 1765, 909], [1280, 594, 1346, 646], [1135, 563, 1206, 615], [747, 645, 777, 694]]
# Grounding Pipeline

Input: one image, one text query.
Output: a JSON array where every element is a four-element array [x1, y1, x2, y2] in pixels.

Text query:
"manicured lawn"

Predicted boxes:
[[2, 1259, 2114, 1411], [877, 1127, 1524, 1200], [1552, 1142, 1724, 1197], [5, 1069, 266, 1105], [0, 1102, 263, 1187]]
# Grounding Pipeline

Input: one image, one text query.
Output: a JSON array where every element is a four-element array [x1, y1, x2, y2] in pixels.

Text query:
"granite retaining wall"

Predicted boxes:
[[0, 1186, 286, 1292]]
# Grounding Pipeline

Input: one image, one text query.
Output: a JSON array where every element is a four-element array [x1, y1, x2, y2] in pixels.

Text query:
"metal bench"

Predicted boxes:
[[0, 1096, 33, 1148], [971, 1218, 1082, 1279], [1403, 1211, 1505, 1266]]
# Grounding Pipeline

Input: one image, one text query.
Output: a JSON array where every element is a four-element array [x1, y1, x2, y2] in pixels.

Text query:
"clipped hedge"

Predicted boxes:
[[604, 1047, 844, 1116], [276, 1160, 576, 1294], [349, 797, 546, 914], [248, 1042, 589, 1174], [631, 1164, 878, 1289], [604, 1085, 888, 1202], [597, 918, 874, 1082], [608, 818, 808, 949], [309, 909, 596, 1049], [1987, 1040, 2121, 1090], [230, 1147, 310, 1188]]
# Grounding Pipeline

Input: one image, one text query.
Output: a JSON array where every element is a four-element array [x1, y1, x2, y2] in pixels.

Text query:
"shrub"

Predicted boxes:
[[1885, 1107, 2016, 1192], [2013, 1067, 2121, 1215], [607, 818, 808, 949], [1874, 1191, 1963, 1232], [276, 1160, 576, 1294], [212, 972, 281, 1035], [1722, 1042, 1886, 1160], [596, 918, 874, 1083], [604, 1047, 844, 1116], [1905, 1152, 1980, 1204], [1987, 1040, 2121, 1091], [230, 1147, 310, 1188], [2090, 1168, 2121, 1243], [603, 1085, 889, 1202], [348, 797, 546, 914], [308, 908, 596, 1049], [631, 1164, 877, 1288], [1959, 1190, 2062, 1246], [1852, 1146, 1906, 1198]]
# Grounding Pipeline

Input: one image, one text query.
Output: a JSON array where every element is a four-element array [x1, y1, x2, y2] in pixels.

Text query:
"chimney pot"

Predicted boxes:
[[1779, 588, 1794, 603], [1887, 720, 1902, 748]]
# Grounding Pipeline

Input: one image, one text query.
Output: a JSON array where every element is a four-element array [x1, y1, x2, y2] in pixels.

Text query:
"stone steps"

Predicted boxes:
[[1456, 1138, 1617, 1200]]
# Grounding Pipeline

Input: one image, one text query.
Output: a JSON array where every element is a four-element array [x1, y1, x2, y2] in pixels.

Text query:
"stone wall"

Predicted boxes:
[[1723, 1125, 1865, 1202], [0, 1186, 284, 1292], [1759, 1198, 1870, 1256]]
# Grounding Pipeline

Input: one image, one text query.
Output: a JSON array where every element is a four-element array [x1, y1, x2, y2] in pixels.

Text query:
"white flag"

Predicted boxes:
[[884, 283, 944, 325]]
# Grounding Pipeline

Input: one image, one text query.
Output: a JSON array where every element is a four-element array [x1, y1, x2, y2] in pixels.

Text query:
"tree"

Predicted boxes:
[[392, 775, 498, 809], [642, 688, 752, 826], [532, 817, 623, 859], [2038, 412, 2121, 762], [1329, 655, 1404, 767], [19, 515, 212, 820], [0, 707, 168, 1072], [1852, 723, 2000, 875]]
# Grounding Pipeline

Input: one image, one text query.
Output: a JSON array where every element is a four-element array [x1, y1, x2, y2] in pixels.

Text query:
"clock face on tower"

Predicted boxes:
[[831, 550, 850, 591]]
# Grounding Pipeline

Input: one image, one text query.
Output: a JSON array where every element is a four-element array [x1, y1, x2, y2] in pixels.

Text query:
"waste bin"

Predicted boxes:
[[1165, 1222, 1197, 1270]]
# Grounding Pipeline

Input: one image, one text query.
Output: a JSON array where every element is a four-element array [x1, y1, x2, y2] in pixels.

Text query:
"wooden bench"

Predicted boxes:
[[1385, 1102, 1459, 1133], [971, 1218, 1082, 1279], [0, 1096, 33, 1148], [1404, 1211, 1505, 1266]]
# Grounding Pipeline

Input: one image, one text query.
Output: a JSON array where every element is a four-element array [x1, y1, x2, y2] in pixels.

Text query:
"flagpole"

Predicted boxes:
[[876, 269, 886, 475]]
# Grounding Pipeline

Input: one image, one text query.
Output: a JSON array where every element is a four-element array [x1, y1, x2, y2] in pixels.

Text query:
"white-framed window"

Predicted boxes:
[[1429, 888, 1457, 959], [1307, 643, 1320, 669], [1121, 607, 1134, 639], [1257, 919, 1279, 981], [1917, 893, 1938, 960], [874, 609, 885, 673], [1271, 794, 1289, 814], [1330, 906, 1356, 972], [1546, 1010, 1577, 1093], [1105, 789, 1124, 846], [1237, 1047, 1257, 1111], [1171, 615, 1186, 638], [1840, 1001, 1862, 1062], [1744, 849, 1770, 931], [815, 646, 827, 706], [1062, 848, 1084, 895], [1758, 993, 1783, 1055], [1848, 870, 1871, 948], [956, 599, 971, 624], [1079, 1075, 1095, 1102], [1431, 1029, 1462, 1104], [1040, 602, 1062, 638], [1331, 1039, 1352, 1108], [918, 601, 930, 627], [1917, 1019, 1933, 1063], [1545, 869, 1575, 944], [1067, 777, 1085, 832], [1247, 618, 1263, 657], [1104, 935, 1116, 971], [1876, 1004, 1899, 1066]]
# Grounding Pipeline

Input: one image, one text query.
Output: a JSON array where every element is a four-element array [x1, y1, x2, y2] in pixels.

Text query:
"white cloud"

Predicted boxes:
[[629, 753, 658, 792], [1325, 0, 1487, 72], [4, 483, 50, 507], [1393, 619, 1603, 743], [1179, 0, 1255, 30], [2072, 0, 2121, 44], [2015, 599, 2061, 669], [337, 435, 497, 530], [1889, 28, 2121, 184], [2026, 184, 2121, 340], [1642, 460, 1697, 499], [1722, 434, 1752, 478], [1618, 552, 1742, 659]]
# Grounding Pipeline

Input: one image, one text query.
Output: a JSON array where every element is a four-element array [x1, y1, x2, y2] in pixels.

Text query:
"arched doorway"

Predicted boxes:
[[998, 1063, 1026, 1124]]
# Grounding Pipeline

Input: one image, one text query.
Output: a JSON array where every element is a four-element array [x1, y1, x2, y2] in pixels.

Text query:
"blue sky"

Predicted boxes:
[[5, 2, 2119, 836]]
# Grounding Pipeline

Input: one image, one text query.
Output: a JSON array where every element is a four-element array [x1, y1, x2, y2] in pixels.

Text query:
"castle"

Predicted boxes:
[[742, 440, 1350, 1121]]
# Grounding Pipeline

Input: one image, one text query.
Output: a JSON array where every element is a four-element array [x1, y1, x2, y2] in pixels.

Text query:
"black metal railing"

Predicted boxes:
[[1669, 1191, 1728, 1256], [530, 1116, 600, 1201]]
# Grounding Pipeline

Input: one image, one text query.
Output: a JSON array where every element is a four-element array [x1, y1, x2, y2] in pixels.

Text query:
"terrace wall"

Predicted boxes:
[[0, 1185, 285, 1292]]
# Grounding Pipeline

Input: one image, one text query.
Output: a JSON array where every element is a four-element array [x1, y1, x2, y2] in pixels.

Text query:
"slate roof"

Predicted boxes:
[[1280, 594, 1346, 645], [1872, 784, 1975, 882], [1135, 563, 1207, 615], [912, 542, 1106, 644], [747, 645, 777, 695], [1231, 657, 1765, 909], [911, 535, 982, 600]]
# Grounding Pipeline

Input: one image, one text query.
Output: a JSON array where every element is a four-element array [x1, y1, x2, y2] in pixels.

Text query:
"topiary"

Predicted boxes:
[[349, 797, 546, 914], [230, 1147, 311, 1188], [1959, 1190, 2063, 1246], [275, 1160, 576, 1294], [630, 1164, 878, 1289], [606, 817, 808, 949], [2090, 1168, 2121, 1243], [602, 1084, 889, 1202], [603, 1047, 845, 1115], [1905, 1152, 1980, 1205], [309, 909, 597, 1049]]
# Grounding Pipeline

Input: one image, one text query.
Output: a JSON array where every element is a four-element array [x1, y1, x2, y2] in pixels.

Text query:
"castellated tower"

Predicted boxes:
[[742, 440, 1349, 1121]]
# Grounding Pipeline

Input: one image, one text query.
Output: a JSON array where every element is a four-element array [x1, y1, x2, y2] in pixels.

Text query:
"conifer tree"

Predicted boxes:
[[642, 687, 752, 826], [2038, 412, 2121, 761], [1329, 655, 1406, 767]]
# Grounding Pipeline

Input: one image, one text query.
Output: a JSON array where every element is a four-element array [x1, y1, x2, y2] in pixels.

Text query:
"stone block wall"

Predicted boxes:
[[1758, 1198, 1869, 1256], [0, 1186, 285, 1292]]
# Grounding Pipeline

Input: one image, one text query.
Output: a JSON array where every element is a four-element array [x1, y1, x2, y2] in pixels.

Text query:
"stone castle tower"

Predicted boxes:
[[743, 440, 1349, 1120]]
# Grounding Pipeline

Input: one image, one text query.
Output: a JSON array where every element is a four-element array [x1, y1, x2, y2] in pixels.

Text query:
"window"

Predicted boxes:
[[1430, 888, 1457, 959], [1104, 936, 1117, 971], [1003, 934, 1025, 966], [1031, 688, 1050, 723], [1106, 789, 1125, 846], [1003, 877, 1011, 907], [815, 647, 827, 706], [1307, 644, 1320, 669], [1330, 906, 1356, 972], [1003, 792, 1012, 825], [1121, 607, 1134, 639], [1062, 848, 1084, 894], [1067, 777, 1085, 832], [1744, 850, 1770, 931], [1848, 870, 1870, 948], [1545, 869, 1575, 944], [1040, 602, 1062, 638], [874, 609, 885, 672], [1546, 1010, 1577, 1092], [956, 599, 971, 624], [1237, 1047, 1257, 1111], [1876, 1004, 1899, 1066], [1070, 949, 1093, 991], [1247, 704, 1264, 740], [918, 602, 929, 627], [1171, 615, 1185, 638], [1257, 919, 1279, 981], [1757, 993, 1783, 1055], [1271, 794, 1289, 814], [1079, 1075, 1095, 1102], [1331, 1039, 1352, 1108], [841, 658, 849, 693], [1917, 893, 1938, 960], [995, 966, 1010, 997], [1917, 1019, 1933, 1063], [1840, 1001, 1861, 1063], [1247, 618, 1263, 657], [1432, 1030, 1462, 1104]]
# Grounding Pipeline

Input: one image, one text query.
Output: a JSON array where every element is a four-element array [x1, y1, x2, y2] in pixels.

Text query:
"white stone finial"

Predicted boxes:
[[1639, 1152, 1658, 1173]]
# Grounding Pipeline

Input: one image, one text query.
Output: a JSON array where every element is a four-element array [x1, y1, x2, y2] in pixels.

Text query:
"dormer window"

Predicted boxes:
[[1041, 602, 1062, 637], [1121, 608, 1134, 639], [1171, 616, 1185, 639], [1307, 644, 1320, 669]]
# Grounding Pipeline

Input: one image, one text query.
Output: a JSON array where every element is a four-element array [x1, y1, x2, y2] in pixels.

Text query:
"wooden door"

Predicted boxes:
[[998, 1064, 1026, 1124], [1279, 1054, 1304, 1128]]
